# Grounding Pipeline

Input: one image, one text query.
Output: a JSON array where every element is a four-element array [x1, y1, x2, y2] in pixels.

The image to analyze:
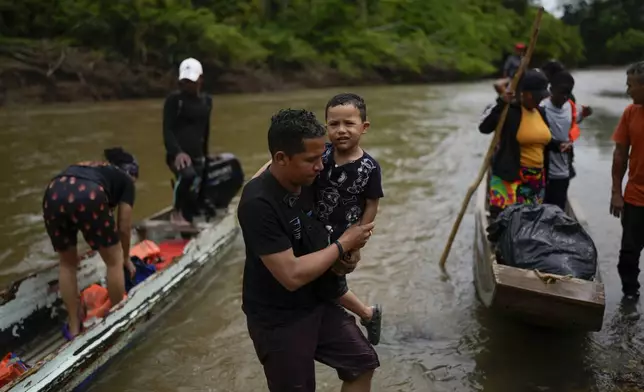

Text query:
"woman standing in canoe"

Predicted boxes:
[[42, 147, 139, 340], [479, 69, 568, 218]]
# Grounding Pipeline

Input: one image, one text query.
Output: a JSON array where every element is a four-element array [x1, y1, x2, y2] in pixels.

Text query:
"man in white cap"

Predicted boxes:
[[162, 57, 212, 224]]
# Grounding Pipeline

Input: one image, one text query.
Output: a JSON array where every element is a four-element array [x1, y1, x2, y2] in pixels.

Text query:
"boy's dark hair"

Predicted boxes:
[[325, 93, 367, 122], [541, 59, 565, 80], [550, 70, 575, 93], [268, 109, 326, 157]]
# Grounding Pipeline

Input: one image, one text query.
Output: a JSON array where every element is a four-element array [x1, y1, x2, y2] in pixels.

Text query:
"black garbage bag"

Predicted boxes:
[[486, 203, 598, 280]]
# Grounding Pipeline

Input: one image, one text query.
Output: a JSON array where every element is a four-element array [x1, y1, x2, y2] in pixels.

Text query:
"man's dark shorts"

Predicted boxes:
[[247, 302, 380, 391]]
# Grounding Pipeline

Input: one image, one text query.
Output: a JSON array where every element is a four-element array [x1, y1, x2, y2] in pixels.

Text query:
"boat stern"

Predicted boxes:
[[491, 264, 606, 332]]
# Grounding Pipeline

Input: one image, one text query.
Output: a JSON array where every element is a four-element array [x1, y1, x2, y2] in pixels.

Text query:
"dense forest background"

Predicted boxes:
[[0, 0, 641, 104]]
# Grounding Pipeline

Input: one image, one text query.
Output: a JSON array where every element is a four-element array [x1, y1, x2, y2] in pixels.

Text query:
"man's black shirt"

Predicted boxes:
[[162, 90, 211, 164], [238, 169, 332, 327]]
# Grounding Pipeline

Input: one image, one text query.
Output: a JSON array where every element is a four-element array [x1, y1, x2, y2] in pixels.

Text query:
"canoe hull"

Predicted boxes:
[[473, 175, 606, 332], [2, 207, 239, 392]]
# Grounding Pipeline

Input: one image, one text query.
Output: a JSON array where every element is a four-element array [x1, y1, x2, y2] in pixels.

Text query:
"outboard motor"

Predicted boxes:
[[198, 153, 244, 219]]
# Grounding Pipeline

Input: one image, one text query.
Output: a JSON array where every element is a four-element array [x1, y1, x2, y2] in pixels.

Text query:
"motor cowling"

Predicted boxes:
[[200, 153, 245, 211]]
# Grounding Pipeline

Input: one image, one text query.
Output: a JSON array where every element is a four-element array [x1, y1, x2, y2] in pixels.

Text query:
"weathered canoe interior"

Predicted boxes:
[[473, 172, 606, 331], [0, 207, 223, 376]]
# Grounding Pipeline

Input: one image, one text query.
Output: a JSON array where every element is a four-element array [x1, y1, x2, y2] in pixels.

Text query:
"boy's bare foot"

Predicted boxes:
[[360, 304, 382, 346]]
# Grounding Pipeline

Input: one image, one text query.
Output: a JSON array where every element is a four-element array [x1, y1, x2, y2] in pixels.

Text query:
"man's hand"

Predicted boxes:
[[337, 222, 375, 253], [501, 90, 515, 104], [331, 250, 361, 275], [610, 192, 624, 218], [174, 152, 192, 170], [560, 142, 573, 152], [582, 105, 593, 118]]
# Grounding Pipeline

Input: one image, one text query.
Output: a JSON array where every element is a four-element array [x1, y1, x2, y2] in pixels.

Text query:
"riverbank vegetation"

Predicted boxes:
[[0, 0, 636, 104], [560, 0, 644, 66]]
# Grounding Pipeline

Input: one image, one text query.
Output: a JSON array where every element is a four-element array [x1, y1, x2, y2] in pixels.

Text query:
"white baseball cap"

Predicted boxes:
[[178, 58, 203, 82]]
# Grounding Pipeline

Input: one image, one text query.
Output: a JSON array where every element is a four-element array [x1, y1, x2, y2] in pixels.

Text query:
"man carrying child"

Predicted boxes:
[[252, 93, 384, 344], [241, 108, 379, 391]]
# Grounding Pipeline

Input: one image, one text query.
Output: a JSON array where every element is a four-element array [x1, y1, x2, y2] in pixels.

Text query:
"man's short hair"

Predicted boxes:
[[268, 109, 326, 157], [325, 93, 367, 122]]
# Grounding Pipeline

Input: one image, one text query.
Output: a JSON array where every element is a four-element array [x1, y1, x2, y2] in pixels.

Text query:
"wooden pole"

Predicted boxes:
[[438, 7, 545, 270]]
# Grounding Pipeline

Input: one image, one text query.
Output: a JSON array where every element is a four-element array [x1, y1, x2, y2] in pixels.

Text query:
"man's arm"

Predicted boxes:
[[260, 247, 344, 292], [239, 197, 364, 292], [612, 143, 629, 195], [611, 107, 632, 196], [163, 94, 182, 158]]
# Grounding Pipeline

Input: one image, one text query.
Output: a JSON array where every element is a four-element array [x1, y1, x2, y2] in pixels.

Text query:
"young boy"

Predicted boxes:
[[540, 71, 592, 210], [315, 93, 383, 345]]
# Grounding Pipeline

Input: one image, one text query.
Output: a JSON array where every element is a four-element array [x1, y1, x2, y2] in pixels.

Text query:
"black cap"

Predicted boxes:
[[520, 69, 550, 102]]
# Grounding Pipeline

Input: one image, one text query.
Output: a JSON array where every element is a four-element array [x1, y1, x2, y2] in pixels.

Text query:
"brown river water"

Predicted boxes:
[[1, 69, 643, 391]]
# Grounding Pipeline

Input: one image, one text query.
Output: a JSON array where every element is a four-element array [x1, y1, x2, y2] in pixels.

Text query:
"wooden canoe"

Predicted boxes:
[[0, 206, 239, 392], [473, 173, 606, 331]]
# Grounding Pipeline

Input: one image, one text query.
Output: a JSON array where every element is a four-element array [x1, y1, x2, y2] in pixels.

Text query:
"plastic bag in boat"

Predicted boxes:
[[486, 203, 598, 280]]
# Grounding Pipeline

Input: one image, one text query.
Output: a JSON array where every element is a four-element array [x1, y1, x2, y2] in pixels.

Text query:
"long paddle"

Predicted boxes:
[[438, 7, 545, 270]]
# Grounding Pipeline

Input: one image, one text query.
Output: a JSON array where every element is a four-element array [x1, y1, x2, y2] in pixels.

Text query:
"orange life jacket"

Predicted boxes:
[[81, 284, 127, 321], [130, 240, 161, 263], [0, 353, 28, 388], [568, 99, 581, 142]]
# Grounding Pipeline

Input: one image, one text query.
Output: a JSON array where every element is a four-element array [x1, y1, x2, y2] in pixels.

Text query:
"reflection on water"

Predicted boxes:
[[1, 68, 643, 391]]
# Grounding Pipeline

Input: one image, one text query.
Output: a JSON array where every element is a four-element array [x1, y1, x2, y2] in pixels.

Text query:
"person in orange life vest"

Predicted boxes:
[[610, 61, 644, 301], [540, 71, 593, 211], [42, 147, 138, 340], [479, 69, 568, 218]]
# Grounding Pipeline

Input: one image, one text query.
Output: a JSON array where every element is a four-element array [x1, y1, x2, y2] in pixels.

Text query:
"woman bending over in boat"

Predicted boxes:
[[479, 69, 569, 218], [42, 147, 139, 340]]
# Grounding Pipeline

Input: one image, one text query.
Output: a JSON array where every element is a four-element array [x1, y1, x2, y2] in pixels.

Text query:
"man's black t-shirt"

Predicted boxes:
[[58, 163, 136, 207], [238, 169, 331, 327]]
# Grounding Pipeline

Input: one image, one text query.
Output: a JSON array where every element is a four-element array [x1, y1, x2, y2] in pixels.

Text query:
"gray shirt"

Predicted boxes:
[[503, 55, 521, 78], [540, 98, 583, 179]]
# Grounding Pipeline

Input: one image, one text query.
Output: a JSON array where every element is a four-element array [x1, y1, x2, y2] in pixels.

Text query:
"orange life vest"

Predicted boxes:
[[130, 240, 161, 263], [0, 353, 28, 387], [568, 99, 581, 142], [81, 284, 127, 321]]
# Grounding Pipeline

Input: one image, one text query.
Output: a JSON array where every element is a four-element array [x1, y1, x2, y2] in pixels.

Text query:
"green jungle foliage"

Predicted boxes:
[[0, 0, 588, 81], [561, 0, 644, 66]]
